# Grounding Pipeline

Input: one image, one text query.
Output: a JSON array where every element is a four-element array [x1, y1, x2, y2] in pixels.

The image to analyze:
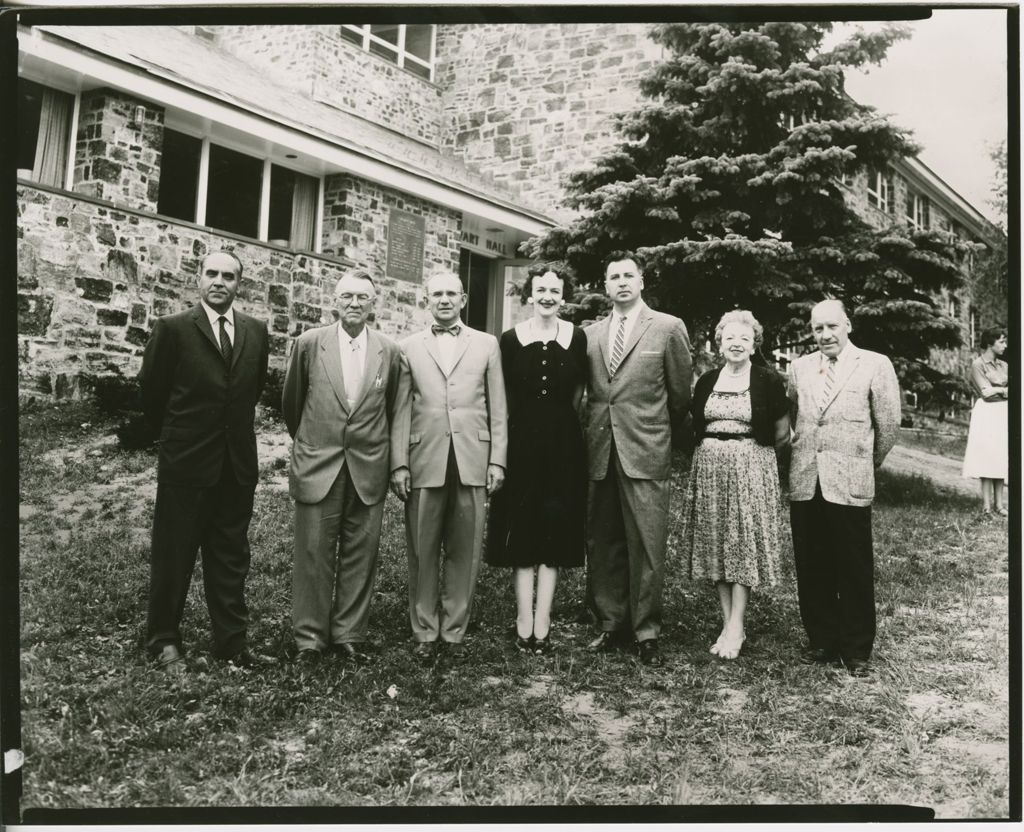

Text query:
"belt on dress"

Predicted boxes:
[[702, 432, 754, 441]]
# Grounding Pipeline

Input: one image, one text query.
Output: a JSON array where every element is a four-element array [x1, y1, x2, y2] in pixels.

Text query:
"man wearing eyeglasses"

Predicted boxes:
[[389, 272, 508, 664], [282, 270, 402, 666]]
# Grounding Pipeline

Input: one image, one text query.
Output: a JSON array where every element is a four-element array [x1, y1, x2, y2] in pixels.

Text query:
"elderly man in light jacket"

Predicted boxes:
[[787, 299, 901, 678]]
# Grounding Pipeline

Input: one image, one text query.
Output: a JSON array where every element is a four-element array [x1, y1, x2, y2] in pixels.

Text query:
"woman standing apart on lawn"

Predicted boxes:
[[679, 310, 790, 660], [485, 265, 587, 654], [962, 326, 1009, 515]]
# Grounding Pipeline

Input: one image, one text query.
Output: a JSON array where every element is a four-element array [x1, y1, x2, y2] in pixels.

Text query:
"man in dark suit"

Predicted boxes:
[[584, 251, 692, 666], [140, 250, 270, 674], [282, 270, 401, 666]]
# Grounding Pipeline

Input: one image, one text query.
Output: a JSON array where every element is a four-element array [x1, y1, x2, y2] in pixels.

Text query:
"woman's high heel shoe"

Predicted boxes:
[[515, 635, 534, 653]]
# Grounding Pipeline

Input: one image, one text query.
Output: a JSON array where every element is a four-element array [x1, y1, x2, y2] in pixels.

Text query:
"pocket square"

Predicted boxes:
[[640, 350, 661, 355]]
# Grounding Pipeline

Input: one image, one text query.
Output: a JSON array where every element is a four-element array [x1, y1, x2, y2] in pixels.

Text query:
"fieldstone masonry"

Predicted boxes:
[[435, 23, 664, 219], [74, 88, 165, 213]]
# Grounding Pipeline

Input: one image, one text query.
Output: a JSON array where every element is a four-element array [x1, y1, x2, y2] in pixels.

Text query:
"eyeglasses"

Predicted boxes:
[[338, 293, 373, 304]]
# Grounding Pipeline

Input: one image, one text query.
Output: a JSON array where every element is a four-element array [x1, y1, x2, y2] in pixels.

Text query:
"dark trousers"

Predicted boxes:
[[587, 443, 670, 642], [146, 458, 255, 658], [790, 481, 875, 660]]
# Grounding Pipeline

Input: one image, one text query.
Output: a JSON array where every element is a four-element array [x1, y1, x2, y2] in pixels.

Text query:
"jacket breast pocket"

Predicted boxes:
[[478, 429, 491, 441]]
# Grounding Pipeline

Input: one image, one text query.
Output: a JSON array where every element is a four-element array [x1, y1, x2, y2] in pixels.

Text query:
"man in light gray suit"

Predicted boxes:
[[283, 270, 401, 665], [390, 272, 508, 664], [788, 299, 901, 677], [584, 251, 692, 666]]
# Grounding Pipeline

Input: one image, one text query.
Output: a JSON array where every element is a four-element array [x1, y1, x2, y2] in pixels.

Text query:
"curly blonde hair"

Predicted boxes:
[[714, 309, 763, 348]]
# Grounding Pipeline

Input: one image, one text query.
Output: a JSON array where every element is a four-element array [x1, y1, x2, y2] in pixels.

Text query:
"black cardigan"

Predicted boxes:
[[689, 363, 790, 448]]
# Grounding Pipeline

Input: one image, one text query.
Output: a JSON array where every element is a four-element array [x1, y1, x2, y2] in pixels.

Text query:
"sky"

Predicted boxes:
[[830, 8, 1009, 224]]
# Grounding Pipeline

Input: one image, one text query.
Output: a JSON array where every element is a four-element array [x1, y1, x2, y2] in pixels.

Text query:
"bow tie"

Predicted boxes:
[[432, 324, 462, 336]]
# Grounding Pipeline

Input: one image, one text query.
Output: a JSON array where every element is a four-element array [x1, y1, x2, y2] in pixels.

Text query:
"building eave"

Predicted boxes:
[[19, 24, 556, 237]]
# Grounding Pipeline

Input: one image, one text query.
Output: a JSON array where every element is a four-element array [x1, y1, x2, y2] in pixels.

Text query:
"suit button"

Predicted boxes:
[[445, 431, 450, 437], [541, 390, 547, 395], [542, 360, 547, 365], [542, 375, 547, 381], [542, 345, 547, 350]]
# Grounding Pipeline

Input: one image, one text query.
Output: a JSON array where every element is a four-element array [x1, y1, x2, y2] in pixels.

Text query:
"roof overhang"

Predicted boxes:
[[894, 156, 1001, 245], [18, 25, 555, 238]]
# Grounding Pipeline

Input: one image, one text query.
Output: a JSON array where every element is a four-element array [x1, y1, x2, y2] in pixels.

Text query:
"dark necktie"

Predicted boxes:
[[218, 316, 232, 364], [432, 323, 462, 336]]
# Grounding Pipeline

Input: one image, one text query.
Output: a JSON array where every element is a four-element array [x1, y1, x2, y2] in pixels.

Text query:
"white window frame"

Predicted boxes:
[[340, 24, 436, 81], [162, 125, 323, 253], [905, 191, 930, 230], [17, 74, 80, 191], [866, 170, 892, 214]]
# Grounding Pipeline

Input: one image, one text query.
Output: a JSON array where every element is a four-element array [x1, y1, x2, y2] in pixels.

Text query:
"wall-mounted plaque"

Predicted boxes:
[[386, 208, 426, 284]]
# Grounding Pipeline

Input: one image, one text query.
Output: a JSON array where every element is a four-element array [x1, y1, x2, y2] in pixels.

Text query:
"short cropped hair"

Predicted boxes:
[[335, 269, 377, 294], [714, 309, 764, 348], [602, 250, 643, 275], [200, 249, 243, 280], [519, 263, 575, 305], [980, 326, 1006, 350]]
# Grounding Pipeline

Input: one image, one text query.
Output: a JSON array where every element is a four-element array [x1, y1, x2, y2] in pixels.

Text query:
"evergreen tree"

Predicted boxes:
[[526, 22, 970, 390]]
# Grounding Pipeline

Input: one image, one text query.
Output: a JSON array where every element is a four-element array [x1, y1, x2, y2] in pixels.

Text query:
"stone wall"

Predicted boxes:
[[321, 173, 461, 333], [211, 25, 443, 145], [73, 88, 165, 213], [435, 23, 663, 218], [17, 184, 364, 400]]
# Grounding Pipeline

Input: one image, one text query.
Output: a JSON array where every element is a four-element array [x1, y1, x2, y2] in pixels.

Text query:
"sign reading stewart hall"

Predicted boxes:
[[386, 209, 426, 283]]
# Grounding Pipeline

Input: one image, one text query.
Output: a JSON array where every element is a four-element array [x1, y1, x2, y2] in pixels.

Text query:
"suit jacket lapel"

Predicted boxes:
[[449, 326, 472, 375], [351, 329, 384, 413], [230, 312, 248, 371], [616, 304, 652, 370], [596, 315, 611, 377], [422, 330, 447, 376], [320, 325, 350, 413], [191, 306, 220, 354], [821, 346, 860, 414]]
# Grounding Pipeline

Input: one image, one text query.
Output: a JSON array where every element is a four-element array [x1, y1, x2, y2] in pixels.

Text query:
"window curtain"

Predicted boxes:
[[290, 174, 317, 251], [32, 89, 72, 188]]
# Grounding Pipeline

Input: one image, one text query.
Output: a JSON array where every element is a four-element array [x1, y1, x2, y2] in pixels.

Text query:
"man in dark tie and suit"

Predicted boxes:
[[584, 251, 692, 666], [390, 273, 508, 665], [787, 299, 901, 677], [282, 270, 401, 666], [140, 250, 270, 674]]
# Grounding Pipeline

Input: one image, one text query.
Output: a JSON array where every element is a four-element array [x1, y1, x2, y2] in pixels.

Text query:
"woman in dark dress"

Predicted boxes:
[[486, 265, 587, 654]]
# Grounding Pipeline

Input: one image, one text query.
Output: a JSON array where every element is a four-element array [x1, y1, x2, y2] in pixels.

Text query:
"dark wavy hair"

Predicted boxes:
[[602, 250, 643, 275], [519, 263, 575, 305], [979, 326, 1006, 350]]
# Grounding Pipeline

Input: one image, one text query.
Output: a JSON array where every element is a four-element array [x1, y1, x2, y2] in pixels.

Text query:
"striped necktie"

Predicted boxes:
[[217, 316, 232, 365], [819, 356, 837, 412], [609, 315, 627, 374]]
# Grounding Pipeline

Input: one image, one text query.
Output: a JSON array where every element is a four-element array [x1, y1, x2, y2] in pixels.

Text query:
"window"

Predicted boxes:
[[948, 293, 961, 320], [459, 249, 491, 330], [18, 78, 74, 188], [866, 170, 893, 214], [157, 130, 320, 251], [969, 309, 979, 348], [339, 24, 436, 80], [839, 170, 855, 188], [157, 128, 202, 222], [905, 191, 930, 230]]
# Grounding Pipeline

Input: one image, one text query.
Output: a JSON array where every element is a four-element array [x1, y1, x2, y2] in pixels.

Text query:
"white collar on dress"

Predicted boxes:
[[515, 318, 572, 349]]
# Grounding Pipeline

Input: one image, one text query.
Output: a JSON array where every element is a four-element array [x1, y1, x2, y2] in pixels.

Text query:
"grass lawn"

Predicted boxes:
[[17, 402, 1011, 816]]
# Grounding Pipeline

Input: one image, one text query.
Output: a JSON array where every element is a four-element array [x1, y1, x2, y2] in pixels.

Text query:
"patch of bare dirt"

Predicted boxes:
[[561, 691, 635, 766]]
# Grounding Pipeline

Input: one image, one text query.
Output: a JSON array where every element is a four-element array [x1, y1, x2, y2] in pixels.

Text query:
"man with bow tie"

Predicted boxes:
[[787, 299, 901, 677], [140, 250, 270, 673], [282, 270, 401, 665], [390, 272, 508, 664]]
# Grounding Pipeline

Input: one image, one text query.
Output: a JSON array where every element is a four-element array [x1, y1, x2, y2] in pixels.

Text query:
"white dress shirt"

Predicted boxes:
[[200, 301, 235, 345], [435, 325, 460, 374], [338, 324, 368, 408]]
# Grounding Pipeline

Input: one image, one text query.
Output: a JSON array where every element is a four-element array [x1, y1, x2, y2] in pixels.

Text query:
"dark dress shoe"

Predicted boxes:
[[800, 646, 840, 666], [333, 642, 372, 664], [638, 639, 663, 667], [413, 641, 437, 663], [532, 637, 550, 656], [154, 644, 185, 675], [588, 631, 622, 653], [295, 649, 322, 666], [843, 656, 872, 678], [445, 642, 467, 661], [515, 635, 534, 653], [225, 649, 271, 669]]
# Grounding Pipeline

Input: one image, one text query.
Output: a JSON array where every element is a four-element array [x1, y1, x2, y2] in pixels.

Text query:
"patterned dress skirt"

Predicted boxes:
[[680, 391, 782, 588]]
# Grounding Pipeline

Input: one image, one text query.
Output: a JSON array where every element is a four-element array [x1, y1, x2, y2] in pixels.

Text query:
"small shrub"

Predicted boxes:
[[260, 366, 286, 421]]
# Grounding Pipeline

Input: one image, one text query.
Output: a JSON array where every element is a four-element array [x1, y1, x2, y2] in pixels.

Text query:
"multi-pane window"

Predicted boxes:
[[339, 24, 436, 80], [866, 170, 893, 214], [969, 309, 979, 348], [18, 78, 75, 188], [905, 190, 930, 230], [157, 128, 319, 251]]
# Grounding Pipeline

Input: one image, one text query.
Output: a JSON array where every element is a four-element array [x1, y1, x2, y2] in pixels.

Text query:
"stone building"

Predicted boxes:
[[15, 21, 1001, 399]]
